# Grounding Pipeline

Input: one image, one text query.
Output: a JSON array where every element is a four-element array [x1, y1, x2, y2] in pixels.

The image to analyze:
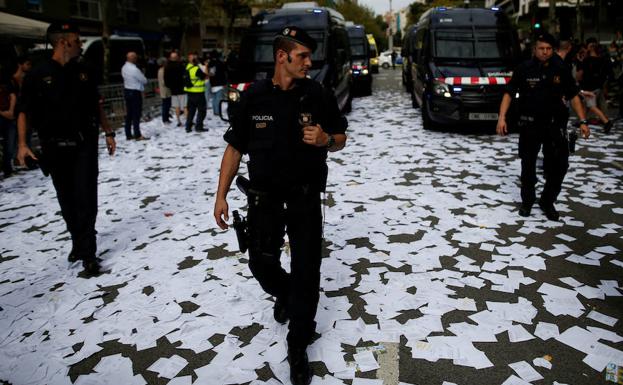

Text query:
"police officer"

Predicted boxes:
[[16, 22, 116, 276], [497, 33, 590, 221], [214, 26, 347, 385]]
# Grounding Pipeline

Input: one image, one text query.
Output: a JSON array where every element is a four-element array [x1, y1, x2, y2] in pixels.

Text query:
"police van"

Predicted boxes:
[[409, 7, 521, 130], [346, 23, 372, 96], [28, 35, 145, 84], [224, 2, 353, 117]]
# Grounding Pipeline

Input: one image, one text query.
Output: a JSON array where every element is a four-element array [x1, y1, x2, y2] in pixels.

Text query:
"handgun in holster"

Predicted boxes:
[[232, 176, 251, 253]]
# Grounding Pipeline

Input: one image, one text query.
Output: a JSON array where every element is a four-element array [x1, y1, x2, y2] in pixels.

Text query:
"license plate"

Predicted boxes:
[[469, 112, 498, 120]]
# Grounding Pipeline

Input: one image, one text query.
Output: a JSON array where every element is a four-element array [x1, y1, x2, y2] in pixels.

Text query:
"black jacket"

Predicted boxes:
[[164, 61, 186, 95]]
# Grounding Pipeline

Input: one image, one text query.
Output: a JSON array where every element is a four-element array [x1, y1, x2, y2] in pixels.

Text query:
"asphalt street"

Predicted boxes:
[[1, 68, 622, 385]]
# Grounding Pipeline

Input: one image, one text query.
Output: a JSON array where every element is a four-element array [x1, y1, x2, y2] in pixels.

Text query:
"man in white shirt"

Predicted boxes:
[[121, 51, 147, 140]]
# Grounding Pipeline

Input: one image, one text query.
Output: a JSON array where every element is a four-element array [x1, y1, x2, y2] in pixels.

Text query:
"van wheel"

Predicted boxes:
[[344, 93, 353, 113], [422, 98, 434, 130], [364, 81, 372, 96], [382, 63, 390, 69], [411, 90, 420, 109]]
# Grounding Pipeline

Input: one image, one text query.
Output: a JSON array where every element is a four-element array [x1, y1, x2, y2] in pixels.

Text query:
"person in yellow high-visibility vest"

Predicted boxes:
[[184, 52, 207, 132]]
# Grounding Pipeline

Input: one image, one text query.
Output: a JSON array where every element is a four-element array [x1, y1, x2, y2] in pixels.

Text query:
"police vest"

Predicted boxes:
[[184, 64, 205, 93]]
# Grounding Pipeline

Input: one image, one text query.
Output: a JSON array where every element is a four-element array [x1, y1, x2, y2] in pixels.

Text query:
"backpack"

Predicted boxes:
[[183, 66, 195, 88]]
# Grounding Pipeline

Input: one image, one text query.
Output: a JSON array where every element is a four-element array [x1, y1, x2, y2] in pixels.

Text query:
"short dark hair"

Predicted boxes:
[[273, 36, 297, 61], [16, 55, 31, 65], [535, 32, 557, 48]]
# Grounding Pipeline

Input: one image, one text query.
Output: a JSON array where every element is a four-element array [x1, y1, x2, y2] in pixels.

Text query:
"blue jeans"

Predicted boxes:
[[211, 88, 224, 115], [161, 96, 171, 122], [124, 89, 143, 139], [1, 117, 17, 175]]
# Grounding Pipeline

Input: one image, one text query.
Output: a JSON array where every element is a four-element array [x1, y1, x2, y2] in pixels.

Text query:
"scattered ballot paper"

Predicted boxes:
[[588, 310, 618, 327], [509, 360, 544, 382]]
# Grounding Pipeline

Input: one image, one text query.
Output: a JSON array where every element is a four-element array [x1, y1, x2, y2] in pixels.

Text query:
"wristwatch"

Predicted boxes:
[[579, 119, 588, 125], [104, 131, 116, 138], [326, 134, 335, 148]]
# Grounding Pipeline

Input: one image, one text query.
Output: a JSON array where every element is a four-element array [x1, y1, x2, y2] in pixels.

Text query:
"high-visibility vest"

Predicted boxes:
[[184, 63, 205, 93]]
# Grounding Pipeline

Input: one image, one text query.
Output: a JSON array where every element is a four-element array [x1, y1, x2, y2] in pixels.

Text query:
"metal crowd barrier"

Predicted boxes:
[[98, 79, 161, 129]]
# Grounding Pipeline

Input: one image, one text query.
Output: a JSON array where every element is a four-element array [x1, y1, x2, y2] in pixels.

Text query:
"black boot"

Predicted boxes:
[[288, 347, 312, 385], [67, 250, 80, 263], [518, 202, 532, 217], [273, 297, 289, 324], [82, 258, 101, 277], [539, 201, 560, 221]]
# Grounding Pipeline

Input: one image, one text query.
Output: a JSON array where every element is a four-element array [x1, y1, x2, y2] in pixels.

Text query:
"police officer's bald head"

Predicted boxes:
[[126, 51, 138, 63]]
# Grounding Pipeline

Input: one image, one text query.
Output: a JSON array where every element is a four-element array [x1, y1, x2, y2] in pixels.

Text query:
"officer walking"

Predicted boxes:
[[496, 33, 590, 221], [16, 22, 116, 276], [214, 26, 347, 385]]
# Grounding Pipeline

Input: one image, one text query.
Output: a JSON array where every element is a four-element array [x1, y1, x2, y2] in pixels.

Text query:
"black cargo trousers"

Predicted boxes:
[[45, 139, 99, 262], [246, 186, 322, 349], [518, 119, 569, 207]]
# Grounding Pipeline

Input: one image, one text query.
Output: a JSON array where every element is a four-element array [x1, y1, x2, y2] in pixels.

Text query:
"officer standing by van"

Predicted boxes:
[[496, 33, 590, 221], [214, 26, 347, 385], [16, 22, 116, 277]]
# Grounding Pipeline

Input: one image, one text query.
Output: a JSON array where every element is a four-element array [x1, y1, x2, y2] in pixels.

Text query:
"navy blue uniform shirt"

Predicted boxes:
[[224, 78, 347, 193], [506, 56, 579, 124], [18, 58, 100, 144]]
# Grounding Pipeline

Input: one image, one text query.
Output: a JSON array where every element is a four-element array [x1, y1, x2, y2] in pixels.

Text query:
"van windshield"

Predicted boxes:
[[433, 30, 514, 59], [241, 32, 325, 63], [350, 37, 366, 57]]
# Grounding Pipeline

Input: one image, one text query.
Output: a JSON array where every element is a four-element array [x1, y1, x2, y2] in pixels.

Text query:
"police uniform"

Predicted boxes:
[[506, 51, 580, 210], [19, 24, 102, 267], [224, 77, 347, 349]]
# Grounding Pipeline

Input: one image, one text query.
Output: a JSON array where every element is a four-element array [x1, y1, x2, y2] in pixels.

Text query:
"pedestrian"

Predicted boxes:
[[202, 54, 211, 115], [391, 49, 397, 69], [184, 52, 207, 132], [16, 22, 116, 276], [157, 57, 171, 124], [12, 55, 33, 150], [208, 49, 227, 116], [0, 67, 17, 178], [164, 51, 186, 127], [496, 33, 590, 221], [122, 51, 148, 140], [214, 26, 347, 385], [576, 37, 613, 133], [12, 55, 32, 89]]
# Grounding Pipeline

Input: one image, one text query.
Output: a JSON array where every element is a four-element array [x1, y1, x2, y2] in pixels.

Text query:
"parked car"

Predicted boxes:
[[224, 2, 353, 118], [379, 50, 401, 68], [410, 7, 521, 130]]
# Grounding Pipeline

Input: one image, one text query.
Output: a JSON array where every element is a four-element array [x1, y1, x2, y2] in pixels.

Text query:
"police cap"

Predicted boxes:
[[275, 26, 317, 52], [535, 32, 557, 48], [47, 22, 81, 36]]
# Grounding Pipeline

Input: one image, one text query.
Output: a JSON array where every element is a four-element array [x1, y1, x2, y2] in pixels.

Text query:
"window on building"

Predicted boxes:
[[26, 0, 43, 12], [117, 0, 139, 24], [71, 0, 101, 20]]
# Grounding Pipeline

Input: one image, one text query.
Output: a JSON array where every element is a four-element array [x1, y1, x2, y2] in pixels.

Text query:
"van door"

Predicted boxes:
[[412, 27, 428, 107], [331, 27, 352, 110]]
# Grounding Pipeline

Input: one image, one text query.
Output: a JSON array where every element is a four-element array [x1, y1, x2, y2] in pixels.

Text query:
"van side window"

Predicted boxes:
[[334, 28, 350, 70], [415, 28, 426, 63]]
